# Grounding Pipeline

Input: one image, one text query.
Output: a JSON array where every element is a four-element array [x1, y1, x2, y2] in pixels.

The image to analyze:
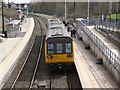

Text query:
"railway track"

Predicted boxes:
[[96, 26, 120, 47], [25, 15, 82, 89], [11, 17, 44, 89], [2, 15, 82, 89], [32, 14, 48, 28], [49, 65, 82, 90], [2, 16, 45, 89], [83, 19, 120, 46]]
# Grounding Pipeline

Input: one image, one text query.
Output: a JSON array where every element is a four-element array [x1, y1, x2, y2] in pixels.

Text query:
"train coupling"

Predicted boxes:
[[58, 63, 63, 69]]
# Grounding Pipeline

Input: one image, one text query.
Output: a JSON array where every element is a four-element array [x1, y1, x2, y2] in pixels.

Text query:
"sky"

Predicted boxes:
[[4, 0, 120, 3], [4, 0, 31, 3]]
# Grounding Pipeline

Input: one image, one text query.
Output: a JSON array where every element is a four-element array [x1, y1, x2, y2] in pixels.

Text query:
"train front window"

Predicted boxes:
[[47, 44, 54, 54], [65, 43, 72, 53], [57, 43, 63, 53], [47, 37, 72, 54]]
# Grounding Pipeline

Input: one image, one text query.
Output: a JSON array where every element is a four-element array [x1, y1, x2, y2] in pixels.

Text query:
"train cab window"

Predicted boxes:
[[65, 43, 72, 53], [57, 43, 63, 53], [47, 44, 54, 54]]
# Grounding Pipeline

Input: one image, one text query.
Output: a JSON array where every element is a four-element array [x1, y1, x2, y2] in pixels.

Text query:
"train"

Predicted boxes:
[[45, 19, 74, 70], [48, 18, 64, 29]]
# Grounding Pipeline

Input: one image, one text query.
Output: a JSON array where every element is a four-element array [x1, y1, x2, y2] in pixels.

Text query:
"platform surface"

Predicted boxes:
[[0, 18, 34, 88], [74, 38, 119, 88]]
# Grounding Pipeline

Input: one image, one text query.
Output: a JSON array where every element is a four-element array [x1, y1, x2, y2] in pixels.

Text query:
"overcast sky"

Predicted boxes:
[[4, 0, 31, 3], [4, 0, 119, 3]]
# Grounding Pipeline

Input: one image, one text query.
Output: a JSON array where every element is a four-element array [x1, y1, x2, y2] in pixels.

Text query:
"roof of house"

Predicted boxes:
[[7, 20, 20, 25]]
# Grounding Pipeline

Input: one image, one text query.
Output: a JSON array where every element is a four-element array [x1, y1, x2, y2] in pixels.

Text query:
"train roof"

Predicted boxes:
[[48, 18, 64, 29], [76, 18, 86, 21], [46, 27, 72, 40], [49, 23, 64, 29], [48, 18, 59, 22], [48, 18, 59, 24], [7, 20, 20, 25]]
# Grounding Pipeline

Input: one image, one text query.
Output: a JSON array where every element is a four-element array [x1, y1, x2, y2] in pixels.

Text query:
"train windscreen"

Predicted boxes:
[[47, 37, 72, 54]]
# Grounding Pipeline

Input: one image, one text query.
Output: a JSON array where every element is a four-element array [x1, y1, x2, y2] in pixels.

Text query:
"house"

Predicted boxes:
[[6, 20, 21, 38]]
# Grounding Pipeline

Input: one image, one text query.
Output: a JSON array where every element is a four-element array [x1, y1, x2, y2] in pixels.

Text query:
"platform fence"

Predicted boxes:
[[78, 20, 120, 73]]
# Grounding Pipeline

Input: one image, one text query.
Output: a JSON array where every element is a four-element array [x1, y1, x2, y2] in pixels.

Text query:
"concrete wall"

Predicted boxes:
[[78, 25, 120, 86]]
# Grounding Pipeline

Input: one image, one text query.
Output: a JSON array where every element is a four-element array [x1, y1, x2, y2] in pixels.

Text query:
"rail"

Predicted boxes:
[[96, 21, 120, 31], [10, 16, 44, 89], [29, 16, 44, 89], [95, 21, 120, 43], [78, 20, 120, 73]]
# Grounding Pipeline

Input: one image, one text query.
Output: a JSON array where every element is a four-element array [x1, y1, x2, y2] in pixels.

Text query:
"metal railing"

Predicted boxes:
[[78, 20, 120, 73], [97, 21, 120, 31], [95, 21, 120, 44]]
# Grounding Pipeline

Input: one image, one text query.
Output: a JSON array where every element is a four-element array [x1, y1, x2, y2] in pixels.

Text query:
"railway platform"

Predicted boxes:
[[74, 22, 120, 88], [0, 18, 34, 89], [74, 37, 119, 88]]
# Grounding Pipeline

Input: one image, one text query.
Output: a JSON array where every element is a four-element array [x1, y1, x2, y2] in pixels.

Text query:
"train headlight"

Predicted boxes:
[[67, 54, 73, 57], [47, 55, 53, 59]]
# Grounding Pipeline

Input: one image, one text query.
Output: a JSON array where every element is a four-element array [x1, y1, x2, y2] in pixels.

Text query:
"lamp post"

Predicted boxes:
[[8, 0, 10, 8], [116, 2, 118, 27], [74, 0, 75, 23], [109, 1, 112, 30], [65, 0, 66, 21], [2, 1, 4, 35], [87, 0, 89, 25], [109, 1, 112, 23]]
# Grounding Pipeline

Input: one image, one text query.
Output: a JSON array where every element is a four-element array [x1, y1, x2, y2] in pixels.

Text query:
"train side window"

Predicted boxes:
[[57, 43, 63, 53], [65, 43, 72, 53], [47, 44, 54, 54]]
